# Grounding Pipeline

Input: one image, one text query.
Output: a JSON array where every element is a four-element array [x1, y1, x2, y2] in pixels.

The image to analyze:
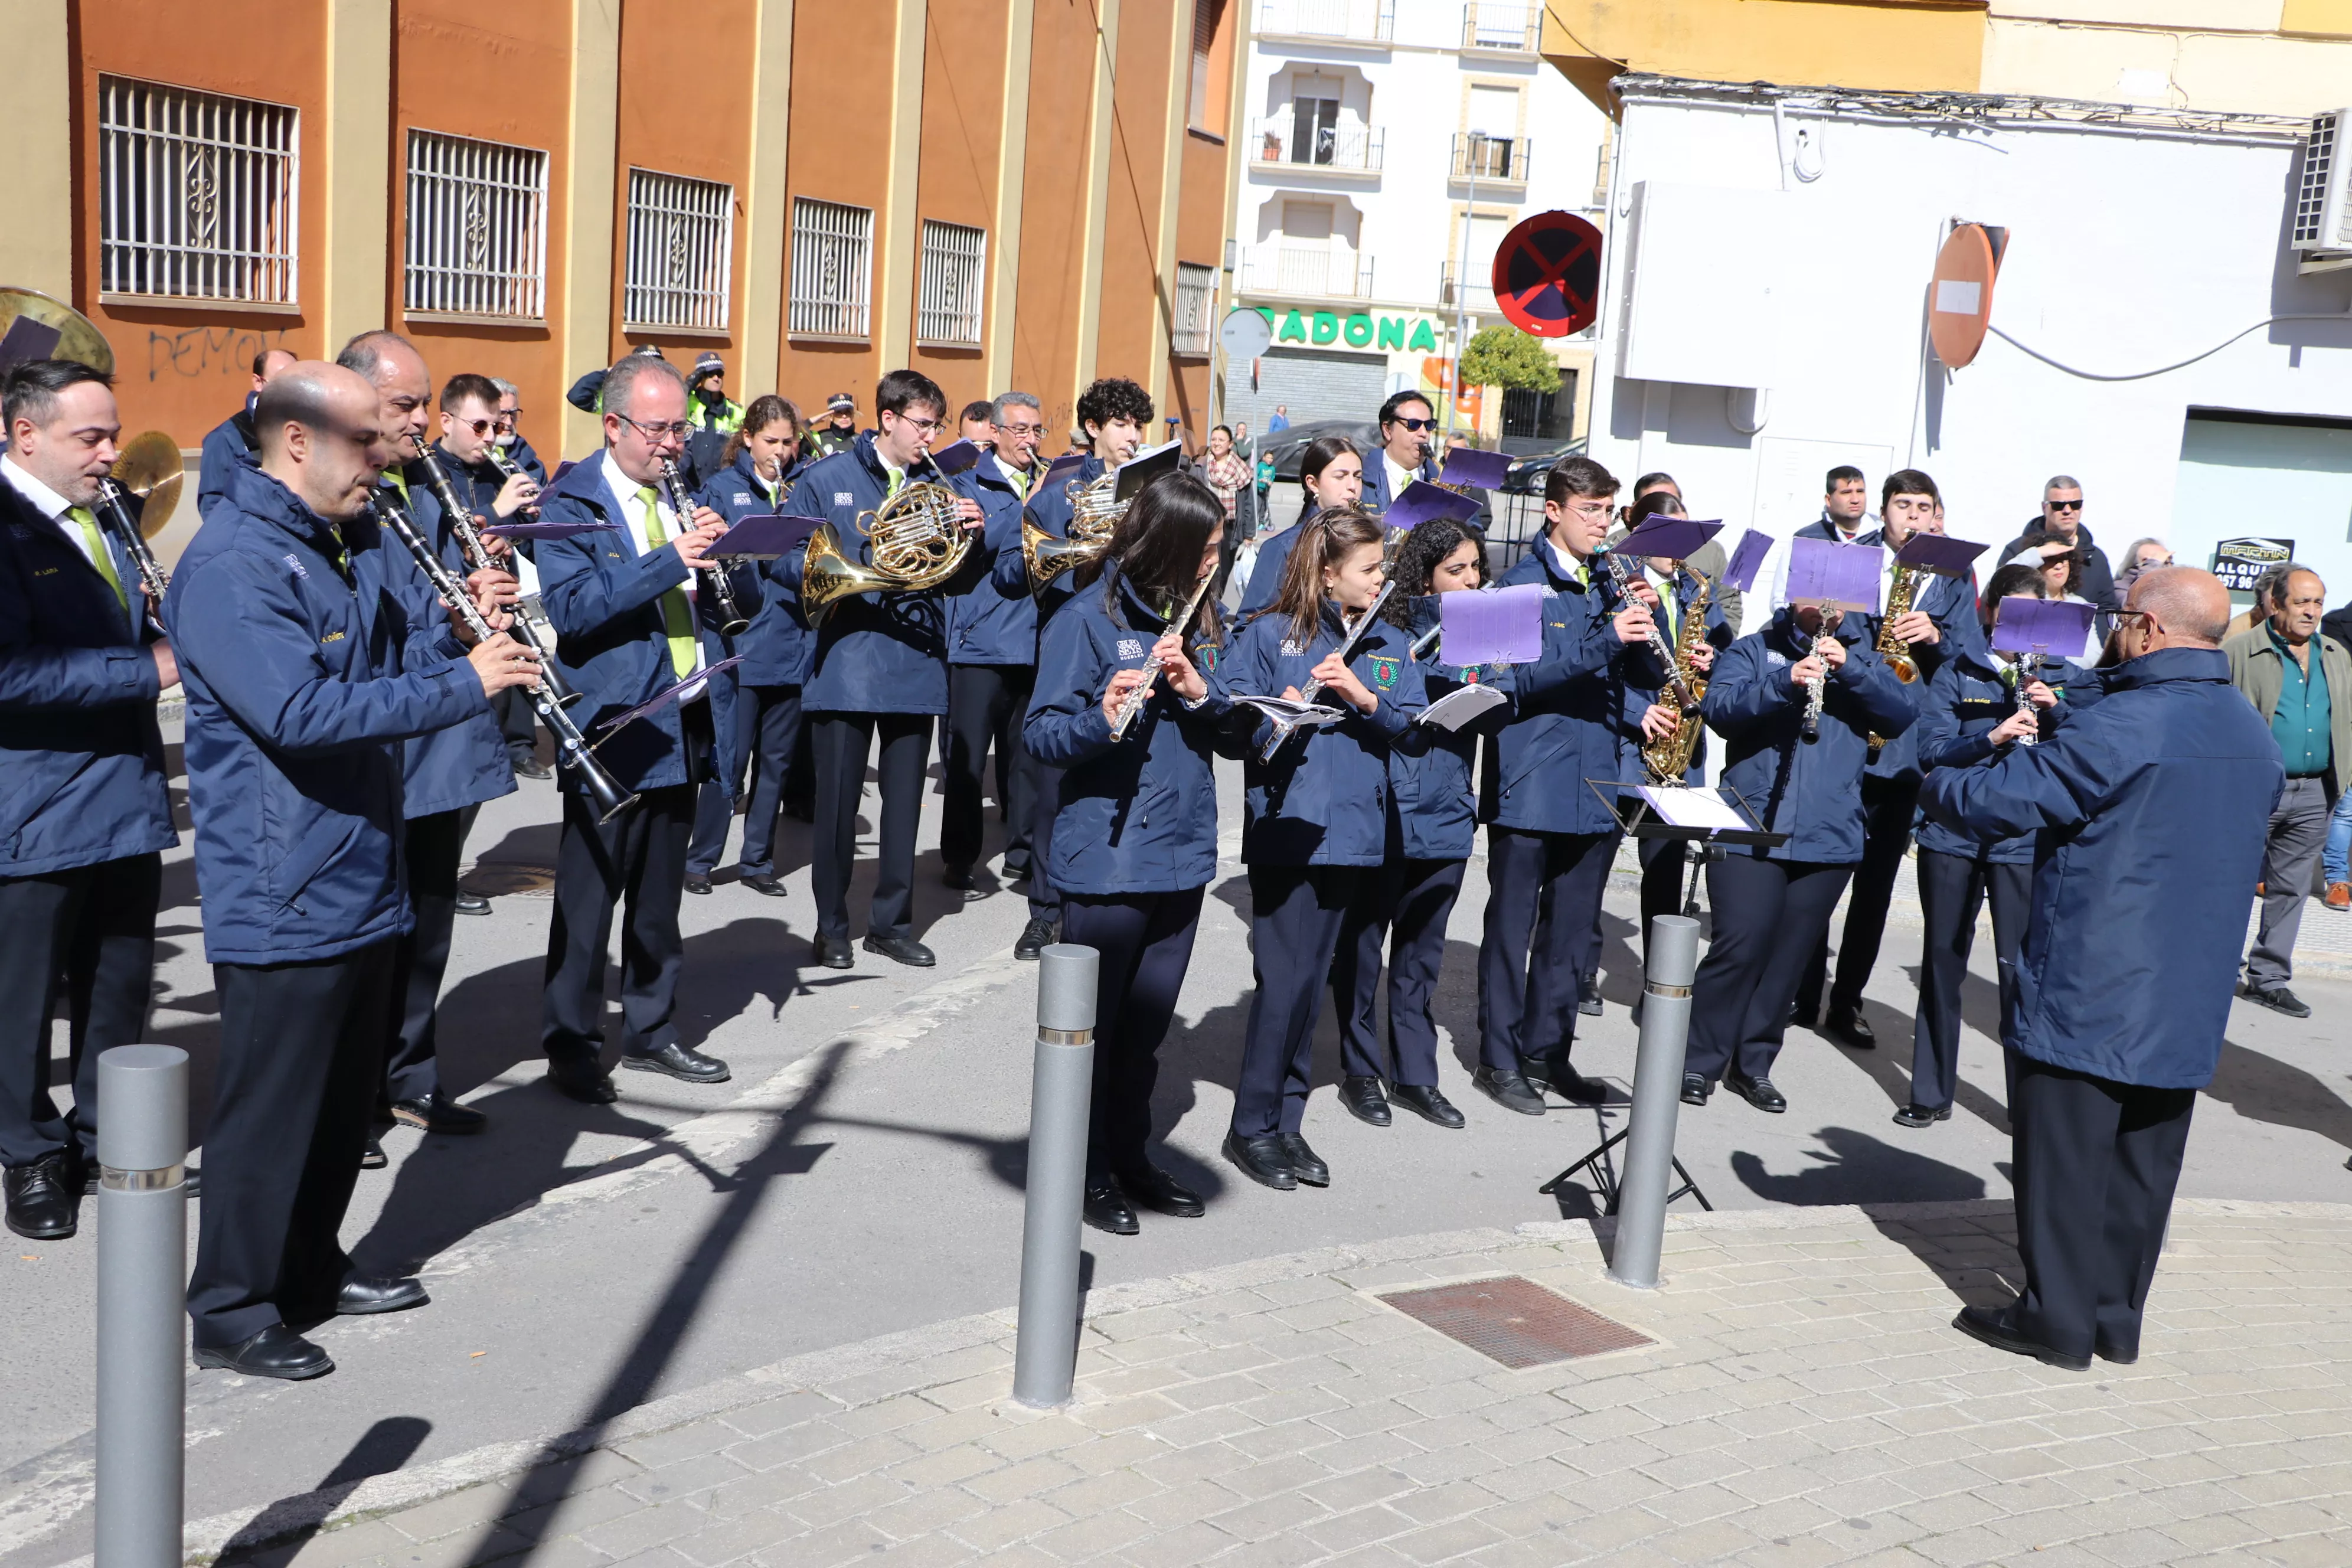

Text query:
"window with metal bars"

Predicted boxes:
[[624, 168, 734, 331], [1172, 263, 1215, 357], [99, 76, 299, 306], [916, 220, 986, 347], [790, 197, 874, 339], [404, 129, 548, 321]]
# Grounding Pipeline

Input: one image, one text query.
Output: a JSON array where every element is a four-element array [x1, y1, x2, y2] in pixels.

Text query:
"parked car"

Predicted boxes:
[[1498, 439, 1588, 495], [1256, 419, 1381, 481]]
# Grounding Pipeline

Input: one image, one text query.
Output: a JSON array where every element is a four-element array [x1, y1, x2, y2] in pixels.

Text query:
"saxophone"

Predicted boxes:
[[1876, 563, 1922, 684], [1642, 569, 1714, 782]]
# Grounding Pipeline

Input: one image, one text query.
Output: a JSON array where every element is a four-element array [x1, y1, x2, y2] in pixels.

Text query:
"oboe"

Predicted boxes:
[[406, 434, 580, 708], [1599, 548, 1700, 713], [93, 477, 169, 621], [659, 458, 750, 635], [1108, 570, 1217, 742], [367, 489, 638, 824], [1799, 607, 1843, 743], [2013, 651, 2043, 747], [1258, 579, 1397, 764]]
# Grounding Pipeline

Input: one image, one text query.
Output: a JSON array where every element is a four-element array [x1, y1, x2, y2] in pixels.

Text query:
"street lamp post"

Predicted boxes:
[[1446, 133, 1484, 446]]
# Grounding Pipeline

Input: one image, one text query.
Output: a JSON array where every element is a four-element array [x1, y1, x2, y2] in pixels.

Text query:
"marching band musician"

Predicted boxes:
[[433, 371, 548, 784], [0, 360, 177, 1243], [1681, 564, 1916, 1116], [1000, 376, 1152, 961], [338, 334, 518, 1147], [196, 346, 297, 518], [685, 394, 808, 897], [1361, 390, 1441, 513], [1217, 507, 1427, 1193], [794, 369, 984, 971], [491, 379, 547, 484], [1023, 473, 1228, 1235], [1235, 436, 1363, 618], [168, 360, 538, 1380], [533, 352, 744, 1101]]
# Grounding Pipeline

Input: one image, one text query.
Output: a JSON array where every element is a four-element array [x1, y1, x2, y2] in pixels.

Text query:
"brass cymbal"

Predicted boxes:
[[112, 430, 184, 538], [0, 287, 114, 377]]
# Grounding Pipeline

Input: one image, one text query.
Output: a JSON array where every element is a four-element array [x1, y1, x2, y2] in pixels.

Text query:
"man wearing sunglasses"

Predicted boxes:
[[2002, 476, 2117, 618], [436, 374, 554, 783], [1361, 391, 1440, 515]]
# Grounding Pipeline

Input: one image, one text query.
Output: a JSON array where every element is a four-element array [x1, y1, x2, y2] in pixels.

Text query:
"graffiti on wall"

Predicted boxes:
[[146, 326, 290, 382]]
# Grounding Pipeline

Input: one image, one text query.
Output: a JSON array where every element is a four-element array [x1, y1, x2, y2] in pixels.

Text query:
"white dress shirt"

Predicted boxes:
[[1381, 452, 1417, 507], [2, 455, 102, 572], [601, 450, 707, 697]]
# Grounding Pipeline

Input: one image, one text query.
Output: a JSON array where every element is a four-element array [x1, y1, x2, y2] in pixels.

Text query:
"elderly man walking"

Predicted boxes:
[[1920, 568, 2282, 1371], [2225, 565, 2349, 1018]]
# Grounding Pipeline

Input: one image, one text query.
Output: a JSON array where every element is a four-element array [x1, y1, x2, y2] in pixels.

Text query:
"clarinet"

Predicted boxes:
[[2013, 651, 2043, 747], [93, 478, 169, 626], [367, 489, 638, 824], [1799, 608, 1843, 743], [1109, 570, 1218, 742], [1258, 579, 1397, 765], [659, 458, 750, 635], [406, 434, 581, 708], [1598, 548, 1700, 713]]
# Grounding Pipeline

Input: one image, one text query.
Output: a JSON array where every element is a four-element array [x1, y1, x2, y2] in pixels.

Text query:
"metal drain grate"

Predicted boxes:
[[462, 863, 558, 897], [1377, 1276, 1653, 1368]]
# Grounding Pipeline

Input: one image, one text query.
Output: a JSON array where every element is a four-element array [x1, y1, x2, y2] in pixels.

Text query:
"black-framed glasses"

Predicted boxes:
[[2048, 498, 2083, 511], [1390, 417, 1435, 432], [615, 413, 691, 440], [889, 412, 947, 436]]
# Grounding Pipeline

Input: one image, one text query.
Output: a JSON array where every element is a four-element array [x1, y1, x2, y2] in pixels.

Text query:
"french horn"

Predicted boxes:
[[802, 480, 971, 627]]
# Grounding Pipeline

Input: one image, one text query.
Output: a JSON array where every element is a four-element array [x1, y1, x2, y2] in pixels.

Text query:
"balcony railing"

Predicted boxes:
[[1256, 0, 1396, 44], [1243, 246, 1377, 301], [1452, 132, 1532, 185], [1250, 116, 1386, 174], [1460, 3, 1540, 53]]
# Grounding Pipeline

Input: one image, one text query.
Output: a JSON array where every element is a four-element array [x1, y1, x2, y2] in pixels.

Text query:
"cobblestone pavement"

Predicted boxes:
[[188, 1199, 2352, 1568]]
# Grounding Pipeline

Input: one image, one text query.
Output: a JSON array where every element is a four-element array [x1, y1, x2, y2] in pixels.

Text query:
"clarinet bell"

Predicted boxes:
[[564, 740, 639, 825]]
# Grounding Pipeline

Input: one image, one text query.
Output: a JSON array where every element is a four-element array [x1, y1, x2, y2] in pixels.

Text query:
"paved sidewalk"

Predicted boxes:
[[184, 1199, 2352, 1568]]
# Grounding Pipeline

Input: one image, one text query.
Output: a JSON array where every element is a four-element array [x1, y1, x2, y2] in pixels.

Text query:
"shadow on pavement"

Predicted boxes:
[[2201, 1038, 2352, 1157], [1730, 1125, 1987, 1207], [215, 1417, 430, 1567]]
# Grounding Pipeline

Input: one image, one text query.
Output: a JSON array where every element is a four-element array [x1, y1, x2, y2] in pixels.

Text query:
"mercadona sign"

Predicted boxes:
[[1250, 307, 1442, 354]]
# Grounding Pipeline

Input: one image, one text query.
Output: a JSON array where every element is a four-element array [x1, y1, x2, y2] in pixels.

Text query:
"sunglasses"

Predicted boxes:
[[452, 417, 496, 437], [1389, 417, 1435, 432], [2047, 499, 2083, 511]]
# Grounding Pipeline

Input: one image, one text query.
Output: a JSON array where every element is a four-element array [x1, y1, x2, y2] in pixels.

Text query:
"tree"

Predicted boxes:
[[1458, 326, 1560, 392]]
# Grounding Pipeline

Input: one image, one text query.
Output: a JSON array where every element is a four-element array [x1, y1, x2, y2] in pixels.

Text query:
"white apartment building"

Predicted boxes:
[[1220, 1, 1612, 449]]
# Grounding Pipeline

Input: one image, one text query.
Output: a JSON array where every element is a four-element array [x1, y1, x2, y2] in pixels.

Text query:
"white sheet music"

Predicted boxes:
[[1416, 684, 1507, 732], [1230, 694, 1345, 729], [1636, 785, 1750, 835]]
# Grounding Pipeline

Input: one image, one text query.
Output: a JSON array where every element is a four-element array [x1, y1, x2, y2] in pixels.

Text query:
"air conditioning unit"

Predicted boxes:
[[2291, 109, 2352, 275]]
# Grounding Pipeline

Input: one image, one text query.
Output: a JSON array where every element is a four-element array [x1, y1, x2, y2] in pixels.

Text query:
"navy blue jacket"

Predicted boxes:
[[1919, 648, 2283, 1087], [1236, 522, 1301, 618], [1024, 574, 1229, 893], [0, 476, 177, 876], [377, 471, 515, 819], [701, 452, 813, 687], [1706, 608, 1918, 864], [197, 402, 259, 521], [1219, 602, 1426, 866], [505, 435, 548, 484], [1001, 455, 1101, 632], [1392, 597, 1514, 861], [1912, 646, 2091, 865], [533, 455, 744, 793], [794, 434, 955, 715], [950, 456, 1042, 665], [1483, 545, 1645, 836], [1360, 449, 1437, 514], [165, 463, 491, 964]]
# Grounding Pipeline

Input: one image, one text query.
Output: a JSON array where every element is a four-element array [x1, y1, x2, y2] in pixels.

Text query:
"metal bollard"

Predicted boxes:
[[1012, 944, 1099, 1409], [1609, 916, 1702, 1291], [95, 1044, 190, 1568]]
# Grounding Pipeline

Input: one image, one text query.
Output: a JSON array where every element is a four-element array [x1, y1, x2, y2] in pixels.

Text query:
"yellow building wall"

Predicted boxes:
[[1981, 17, 2352, 114], [1540, 0, 1990, 108]]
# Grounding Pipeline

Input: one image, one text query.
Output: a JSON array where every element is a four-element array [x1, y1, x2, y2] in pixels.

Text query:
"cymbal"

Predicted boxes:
[[112, 430, 184, 538], [0, 287, 113, 377]]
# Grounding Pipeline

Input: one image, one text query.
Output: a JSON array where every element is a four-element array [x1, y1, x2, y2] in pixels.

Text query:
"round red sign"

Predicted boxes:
[[1490, 211, 1603, 339]]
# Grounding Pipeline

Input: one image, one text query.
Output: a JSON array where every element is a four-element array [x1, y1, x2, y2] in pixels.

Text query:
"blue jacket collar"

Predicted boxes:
[[223, 461, 351, 557], [2104, 646, 2231, 691], [851, 430, 940, 488], [547, 450, 621, 511]]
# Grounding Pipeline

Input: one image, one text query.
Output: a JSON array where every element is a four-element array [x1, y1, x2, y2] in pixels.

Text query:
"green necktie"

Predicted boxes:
[[68, 507, 128, 613], [1652, 574, 1677, 639], [638, 487, 698, 680], [1009, 466, 1030, 500], [885, 466, 905, 499]]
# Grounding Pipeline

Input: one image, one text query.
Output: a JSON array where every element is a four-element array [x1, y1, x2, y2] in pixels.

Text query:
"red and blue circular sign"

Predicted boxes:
[[1491, 211, 1603, 338]]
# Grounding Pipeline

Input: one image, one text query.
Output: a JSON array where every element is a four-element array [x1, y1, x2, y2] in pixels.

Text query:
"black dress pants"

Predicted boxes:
[[384, 806, 478, 1106], [810, 711, 930, 942], [0, 853, 161, 1169], [1060, 887, 1204, 1180], [1233, 864, 1366, 1138], [1795, 773, 1919, 1018], [687, 681, 805, 878], [1027, 763, 1064, 923], [1636, 835, 1696, 969], [1911, 850, 2031, 1113], [2010, 1054, 2196, 1363], [189, 940, 394, 1348], [1333, 857, 1465, 1088], [495, 686, 539, 765], [942, 664, 1040, 880], [1686, 855, 1855, 1084], [1478, 828, 1617, 1073]]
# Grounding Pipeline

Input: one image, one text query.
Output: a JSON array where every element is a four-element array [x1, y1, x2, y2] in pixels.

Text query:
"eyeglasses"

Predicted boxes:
[[998, 423, 1047, 439], [452, 417, 495, 437], [2047, 498, 2083, 511], [890, 413, 947, 436], [615, 413, 691, 440], [495, 411, 521, 427], [1390, 417, 1435, 432]]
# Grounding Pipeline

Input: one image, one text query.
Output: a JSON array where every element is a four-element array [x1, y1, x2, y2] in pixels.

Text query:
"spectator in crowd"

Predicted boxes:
[[959, 401, 997, 449], [1266, 404, 1291, 433], [1203, 424, 1250, 528], [2225, 565, 2350, 1017], [2001, 475, 2117, 615], [2008, 531, 2103, 661], [2226, 563, 2294, 641], [809, 394, 859, 457], [2113, 537, 2173, 599]]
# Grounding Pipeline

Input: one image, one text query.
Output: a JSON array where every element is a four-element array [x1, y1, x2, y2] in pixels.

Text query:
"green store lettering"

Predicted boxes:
[[1263, 308, 1437, 355]]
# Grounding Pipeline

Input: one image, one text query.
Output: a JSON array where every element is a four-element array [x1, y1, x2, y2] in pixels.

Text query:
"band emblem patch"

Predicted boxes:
[[1369, 655, 1398, 691]]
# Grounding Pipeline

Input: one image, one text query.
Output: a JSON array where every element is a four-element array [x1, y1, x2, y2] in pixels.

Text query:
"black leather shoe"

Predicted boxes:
[[547, 1058, 618, 1104], [195, 1324, 334, 1381], [1474, 1066, 1547, 1116], [1892, 1102, 1951, 1130], [2094, 1334, 2139, 1366], [1389, 1083, 1465, 1129], [1681, 1073, 1713, 1108], [684, 874, 713, 896], [390, 1093, 487, 1134], [1724, 1073, 1787, 1113], [864, 934, 936, 968], [2238, 981, 2311, 1018], [360, 1135, 388, 1170], [1789, 999, 1818, 1031], [1953, 1304, 2091, 1371], [815, 933, 855, 969], [455, 891, 492, 917], [1082, 1180, 1139, 1235], [1340, 1075, 1391, 1126], [4, 1153, 79, 1240], [1014, 917, 1057, 960], [1527, 1057, 1610, 1105], [942, 865, 979, 896], [337, 1274, 430, 1315], [1278, 1133, 1329, 1187], [1117, 1164, 1205, 1217], [742, 873, 786, 897], [512, 756, 553, 780], [1825, 1005, 1876, 1048], [1222, 1131, 1296, 1190], [1577, 991, 1604, 1018], [622, 1041, 731, 1084]]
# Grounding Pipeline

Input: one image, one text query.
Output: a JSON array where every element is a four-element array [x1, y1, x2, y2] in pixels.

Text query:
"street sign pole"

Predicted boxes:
[[1448, 139, 1482, 445]]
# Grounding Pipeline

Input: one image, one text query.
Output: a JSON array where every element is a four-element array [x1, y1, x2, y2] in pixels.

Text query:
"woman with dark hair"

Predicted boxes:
[[1235, 437, 1364, 616], [1024, 472, 1229, 1236], [1217, 507, 1426, 1190], [2007, 531, 2101, 659]]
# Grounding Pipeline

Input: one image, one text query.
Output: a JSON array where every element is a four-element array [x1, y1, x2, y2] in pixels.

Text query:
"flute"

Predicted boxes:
[[1258, 579, 1397, 765], [1108, 570, 1217, 742], [2013, 651, 2043, 747]]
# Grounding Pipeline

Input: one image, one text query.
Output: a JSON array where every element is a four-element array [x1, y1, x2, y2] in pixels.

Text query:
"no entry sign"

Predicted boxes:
[[1490, 211, 1603, 338]]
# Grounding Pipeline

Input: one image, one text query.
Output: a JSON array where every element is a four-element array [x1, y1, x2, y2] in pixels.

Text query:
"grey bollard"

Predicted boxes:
[[1012, 945, 1099, 1408], [94, 1045, 190, 1568], [1609, 916, 1702, 1291]]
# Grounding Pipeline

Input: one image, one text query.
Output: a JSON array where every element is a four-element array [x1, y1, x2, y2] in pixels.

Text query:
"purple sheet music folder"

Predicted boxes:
[[1617, 517, 1723, 561], [596, 655, 747, 737], [1896, 532, 1989, 577], [1438, 446, 1510, 490], [1385, 481, 1481, 534], [1722, 530, 1772, 593], [709, 515, 821, 558], [1785, 538, 1881, 615], [1439, 583, 1544, 667], [1991, 596, 2095, 656]]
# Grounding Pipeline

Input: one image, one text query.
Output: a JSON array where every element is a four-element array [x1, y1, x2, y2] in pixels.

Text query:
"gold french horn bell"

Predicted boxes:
[[110, 430, 185, 539], [0, 287, 115, 377]]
